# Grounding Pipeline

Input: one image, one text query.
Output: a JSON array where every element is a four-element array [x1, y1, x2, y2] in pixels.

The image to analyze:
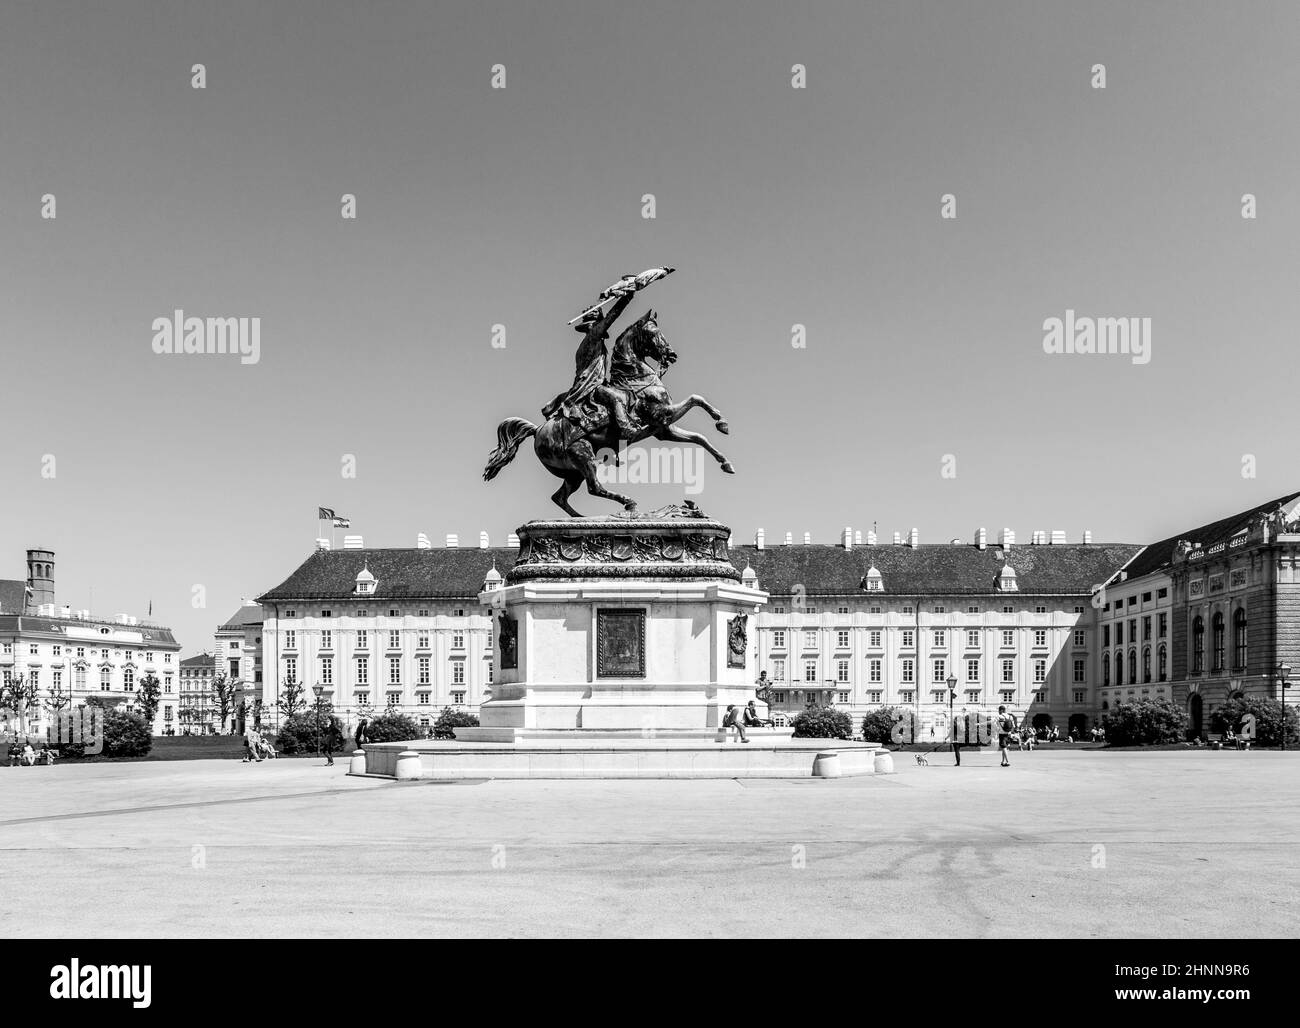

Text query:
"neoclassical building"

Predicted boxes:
[[0, 548, 181, 736], [253, 493, 1300, 738]]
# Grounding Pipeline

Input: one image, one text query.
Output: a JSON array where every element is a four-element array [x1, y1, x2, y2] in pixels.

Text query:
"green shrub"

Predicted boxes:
[[61, 706, 153, 759], [1101, 700, 1187, 747], [791, 705, 853, 740], [364, 712, 422, 744], [1209, 697, 1299, 748], [433, 707, 480, 739], [861, 706, 913, 745], [276, 712, 347, 755]]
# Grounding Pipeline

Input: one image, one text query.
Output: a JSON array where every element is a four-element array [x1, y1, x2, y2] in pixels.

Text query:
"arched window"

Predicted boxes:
[[1158, 643, 1167, 682], [1115, 651, 1124, 686], [1103, 651, 1111, 686], [1128, 649, 1137, 684], [1192, 615, 1205, 673], [1211, 612, 1225, 672], [1233, 608, 1247, 670], [1142, 647, 1151, 684]]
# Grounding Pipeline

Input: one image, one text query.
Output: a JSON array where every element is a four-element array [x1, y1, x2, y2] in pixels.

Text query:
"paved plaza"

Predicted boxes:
[[1, 749, 1296, 938]]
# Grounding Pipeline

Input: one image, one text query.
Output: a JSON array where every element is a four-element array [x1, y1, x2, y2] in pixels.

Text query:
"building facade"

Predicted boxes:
[[1, 548, 181, 736], [178, 653, 218, 734], [216, 601, 264, 731]]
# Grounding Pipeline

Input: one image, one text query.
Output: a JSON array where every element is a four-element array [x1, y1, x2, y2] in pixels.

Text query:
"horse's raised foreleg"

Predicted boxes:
[[656, 394, 729, 434], [653, 424, 735, 474]]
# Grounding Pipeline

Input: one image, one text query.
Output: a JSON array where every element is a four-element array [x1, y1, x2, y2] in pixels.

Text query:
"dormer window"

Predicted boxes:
[[355, 562, 377, 596], [996, 564, 1019, 592], [861, 567, 884, 592]]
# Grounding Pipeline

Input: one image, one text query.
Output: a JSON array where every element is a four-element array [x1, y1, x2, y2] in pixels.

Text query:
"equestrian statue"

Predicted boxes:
[[483, 267, 735, 516]]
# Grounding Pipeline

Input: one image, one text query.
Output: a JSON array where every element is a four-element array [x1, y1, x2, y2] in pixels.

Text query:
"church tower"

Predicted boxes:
[[25, 548, 55, 612]]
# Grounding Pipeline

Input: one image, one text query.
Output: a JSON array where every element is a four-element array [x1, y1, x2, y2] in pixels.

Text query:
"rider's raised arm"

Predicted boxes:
[[596, 290, 636, 336]]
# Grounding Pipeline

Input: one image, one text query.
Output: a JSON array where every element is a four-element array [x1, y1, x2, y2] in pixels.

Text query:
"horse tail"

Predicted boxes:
[[483, 417, 538, 481]]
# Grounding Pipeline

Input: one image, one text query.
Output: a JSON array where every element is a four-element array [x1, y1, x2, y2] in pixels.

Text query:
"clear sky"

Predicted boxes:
[[2, 0, 1297, 653]]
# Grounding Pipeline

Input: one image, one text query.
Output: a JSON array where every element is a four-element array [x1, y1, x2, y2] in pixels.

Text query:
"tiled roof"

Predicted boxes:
[[0, 614, 177, 645], [1119, 491, 1300, 581], [733, 542, 1140, 596], [0, 579, 27, 614], [257, 541, 1141, 602], [180, 653, 215, 668], [219, 604, 264, 630]]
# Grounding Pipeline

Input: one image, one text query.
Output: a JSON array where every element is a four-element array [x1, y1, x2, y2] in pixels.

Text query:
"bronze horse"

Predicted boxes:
[[484, 311, 734, 515]]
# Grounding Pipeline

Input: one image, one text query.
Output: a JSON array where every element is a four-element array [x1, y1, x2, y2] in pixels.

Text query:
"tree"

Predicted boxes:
[[862, 706, 915, 746], [251, 697, 265, 731], [276, 709, 346, 755], [136, 674, 162, 731], [210, 675, 237, 734], [277, 677, 307, 721], [790, 704, 853, 739], [0, 673, 40, 735], [365, 712, 422, 743], [1210, 696, 1299, 748], [61, 705, 152, 759], [1101, 699, 1188, 746], [433, 706, 479, 739], [42, 678, 73, 724]]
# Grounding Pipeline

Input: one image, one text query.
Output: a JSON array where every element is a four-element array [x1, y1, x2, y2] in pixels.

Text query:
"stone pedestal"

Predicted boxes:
[[460, 515, 768, 742]]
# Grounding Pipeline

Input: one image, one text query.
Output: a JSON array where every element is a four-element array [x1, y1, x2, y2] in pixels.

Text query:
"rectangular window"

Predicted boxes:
[[321, 657, 333, 685], [868, 691, 882, 703], [901, 659, 914, 683], [452, 631, 465, 649], [418, 693, 430, 705], [1074, 629, 1085, 648], [1158, 613, 1167, 639], [100, 669, 111, 691], [388, 608, 400, 618], [836, 630, 850, 649], [902, 605, 914, 615], [453, 608, 465, 617], [417, 632, 430, 649], [321, 609, 332, 618], [388, 630, 401, 650], [931, 689, 947, 703], [1073, 659, 1085, 683], [285, 609, 297, 618], [1116, 622, 1123, 645], [1001, 659, 1014, 684], [1033, 630, 1047, 647], [803, 630, 817, 651], [1129, 619, 1137, 643], [1142, 616, 1151, 641], [772, 658, 786, 681], [320, 630, 332, 650], [284, 657, 297, 682], [932, 658, 946, 682], [452, 660, 465, 685], [837, 691, 850, 703], [1001, 630, 1014, 649], [966, 630, 980, 649], [966, 658, 979, 682], [869, 659, 882, 683], [1157, 588, 1168, 599], [1103, 625, 1110, 646], [803, 661, 817, 682], [837, 606, 849, 615], [868, 630, 882, 648], [900, 690, 914, 704], [389, 657, 401, 684], [417, 608, 430, 617], [966, 605, 980, 614], [284, 630, 297, 650], [933, 605, 946, 614], [1074, 690, 1086, 703], [932, 629, 945, 648], [836, 659, 849, 683], [356, 630, 369, 650], [1034, 659, 1046, 683], [1035, 605, 1046, 614], [356, 657, 369, 685], [418, 657, 430, 685], [451, 690, 465, 704], [901, 630, 914, 649], [966, 689, 980, 703], [386, 691, 402, 708], [1000, 689, 1015, 704], [772, 630, 786, 649], [354, 691, 369, 705]]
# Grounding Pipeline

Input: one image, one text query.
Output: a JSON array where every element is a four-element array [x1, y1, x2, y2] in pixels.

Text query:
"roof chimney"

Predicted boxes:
[[908, 528, 919, 548], [854, 530, 862, 546], [1082, 530, 1092, 544], [479, 531, 490, 549], [784, 532, 793, 545], [507, 533, 520, 548], [342, 535, 363, 549], [999, 528, 1014, 550], [445, 533, 459, 548], [416, 532, 431, 550], [316, 538, 331, 551], [802, 531, 811, 545], [976, 527, 987, 550], [866, 530, 877, 545], [1050, 529, 1067, 545], [893, 531, 902, 545], [842, 526, 852, 550], [755, 528, 765, 550]]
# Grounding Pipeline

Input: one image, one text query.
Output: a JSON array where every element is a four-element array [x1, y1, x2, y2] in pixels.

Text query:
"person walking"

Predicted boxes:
[[322, 727, 335, 766], [354, 718, 368, 750], [996, 705, 1016, 767]]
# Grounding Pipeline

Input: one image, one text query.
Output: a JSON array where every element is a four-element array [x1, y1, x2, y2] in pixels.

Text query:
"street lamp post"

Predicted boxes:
[[1276, 663, 1291, 751], [312, 684, 324, 758], [947, 674, 958, 755]]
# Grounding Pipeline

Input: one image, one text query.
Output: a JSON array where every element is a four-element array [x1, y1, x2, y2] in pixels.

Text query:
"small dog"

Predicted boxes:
[[914, 753, 929, 766]]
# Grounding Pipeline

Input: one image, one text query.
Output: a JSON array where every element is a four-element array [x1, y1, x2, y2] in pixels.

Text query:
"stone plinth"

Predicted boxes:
[[471, 515, 767, 739]]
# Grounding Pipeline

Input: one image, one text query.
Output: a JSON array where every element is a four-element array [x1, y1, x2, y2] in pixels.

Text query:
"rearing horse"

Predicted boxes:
[[484, 310, 735, 515]]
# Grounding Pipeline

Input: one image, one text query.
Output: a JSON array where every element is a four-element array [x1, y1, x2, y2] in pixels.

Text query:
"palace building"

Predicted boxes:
[[0, 548, 182, 736], [255, 493, 1300, 738]]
